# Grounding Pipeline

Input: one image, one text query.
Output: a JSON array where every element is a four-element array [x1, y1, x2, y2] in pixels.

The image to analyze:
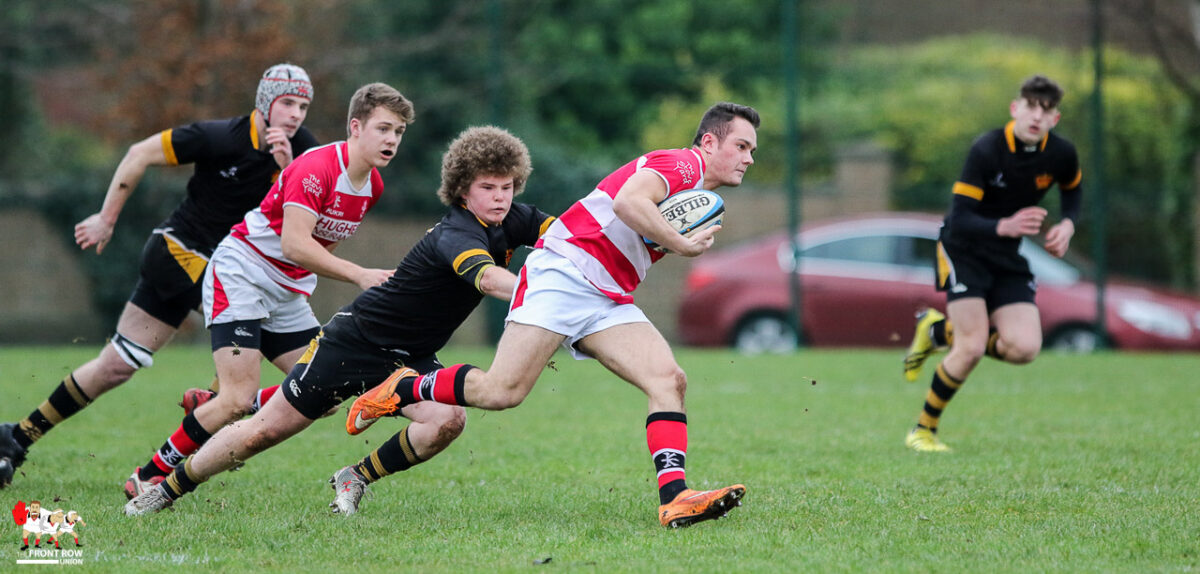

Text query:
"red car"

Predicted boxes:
[[678, 213, 1200, 353]]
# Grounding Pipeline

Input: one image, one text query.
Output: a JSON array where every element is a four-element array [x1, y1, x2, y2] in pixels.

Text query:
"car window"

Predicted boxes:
[[803, 235, 898, 264], [898, 236, 937, 267]]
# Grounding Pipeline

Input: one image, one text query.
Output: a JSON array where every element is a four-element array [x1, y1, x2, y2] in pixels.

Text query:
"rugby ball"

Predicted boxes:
[[644, 189, 725, 251]]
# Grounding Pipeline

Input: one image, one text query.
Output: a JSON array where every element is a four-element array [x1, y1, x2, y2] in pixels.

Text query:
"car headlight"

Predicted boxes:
[[1116, 300, 1192, 339]]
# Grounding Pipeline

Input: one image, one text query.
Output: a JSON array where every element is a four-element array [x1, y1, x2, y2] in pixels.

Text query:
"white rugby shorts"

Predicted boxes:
[[507, 248, 648, 360], [202, 238, 320, 333]]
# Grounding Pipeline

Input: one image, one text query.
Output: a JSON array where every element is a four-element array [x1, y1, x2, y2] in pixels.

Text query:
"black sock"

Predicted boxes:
[[355, 426, 423, 483], [918, 363, 964, 431], [931, 319, 948, 347], [162, 459, 206, 500], [15, 375, 92, 448]]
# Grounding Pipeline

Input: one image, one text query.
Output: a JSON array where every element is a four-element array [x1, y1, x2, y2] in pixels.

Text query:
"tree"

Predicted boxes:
[[1113, 0, 1200, 288]]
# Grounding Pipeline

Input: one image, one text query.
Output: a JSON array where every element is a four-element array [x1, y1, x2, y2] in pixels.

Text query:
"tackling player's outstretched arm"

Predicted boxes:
[[478, 266, 518, 300]]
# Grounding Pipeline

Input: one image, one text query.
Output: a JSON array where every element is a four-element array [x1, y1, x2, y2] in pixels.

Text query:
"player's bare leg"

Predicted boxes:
[[579, 322, 744, 527], [331, 401, 467, 515], [126, 344, 307, 498], [1, 304, 180, 487], [459, 322, 565, 410], [397, 402, 468, 459], [126, 391, 316, 515], [74, 304, 178, 398], [907, 298, 989, 452], [578, 322, 686, 413], [190, 389, 315, 479], [194, 344, 306, 429], [988, 303, 1042, 364]]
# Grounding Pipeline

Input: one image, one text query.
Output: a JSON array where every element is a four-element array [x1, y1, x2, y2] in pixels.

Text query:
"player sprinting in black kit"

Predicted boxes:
[[902, 75, 1082, 452], [122, 126, 554, 516], [0, 64, 318, 487]]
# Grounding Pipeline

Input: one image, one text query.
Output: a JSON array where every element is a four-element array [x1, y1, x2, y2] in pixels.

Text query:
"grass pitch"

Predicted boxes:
[[1, 345, 1197, 572]]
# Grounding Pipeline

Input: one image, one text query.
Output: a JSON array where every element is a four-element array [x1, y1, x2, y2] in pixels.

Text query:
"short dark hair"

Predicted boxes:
[[1019, 75, 1064, 110], [692, 102, 760, 147], [346, 82, 415, 138]]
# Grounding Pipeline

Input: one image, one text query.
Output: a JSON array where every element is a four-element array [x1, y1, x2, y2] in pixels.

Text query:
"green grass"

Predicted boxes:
[[2, 345, 1198, 573]]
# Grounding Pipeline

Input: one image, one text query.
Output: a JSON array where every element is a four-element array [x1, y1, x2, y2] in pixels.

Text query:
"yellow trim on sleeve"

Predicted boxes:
[[452, 249, 492, 274], [952, 182, 984, 201], [538, 216, 557, 237], [1063, 169, 1082, 190], [471, 262, 496, 294], [161, 130, 178, 165], [249, 109, 261, 151]]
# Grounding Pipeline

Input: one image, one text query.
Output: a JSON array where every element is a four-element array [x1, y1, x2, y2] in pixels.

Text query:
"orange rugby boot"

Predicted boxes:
[[658, 484, 746, 528], [345, 367, 418, 435]]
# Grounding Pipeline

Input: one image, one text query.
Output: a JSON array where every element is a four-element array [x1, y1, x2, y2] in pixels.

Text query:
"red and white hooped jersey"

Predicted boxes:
[[537, 147, 705, 303], [229, 141, 383, 295]]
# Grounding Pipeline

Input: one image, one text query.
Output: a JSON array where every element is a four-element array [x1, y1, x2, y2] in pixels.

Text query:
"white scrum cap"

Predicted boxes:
[[256, 63, 313, 122]]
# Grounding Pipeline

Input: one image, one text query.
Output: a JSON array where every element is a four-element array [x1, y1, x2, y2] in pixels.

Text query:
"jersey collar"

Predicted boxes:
[[250, 110, 263, 151], [1004, 120, 1048, 153], [690, 147, 707, 189], [457, 202, 494, 228]]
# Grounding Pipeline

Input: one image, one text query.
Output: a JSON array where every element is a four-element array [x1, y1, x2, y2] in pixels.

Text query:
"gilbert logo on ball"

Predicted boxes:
[[644, 189, 725, 251]]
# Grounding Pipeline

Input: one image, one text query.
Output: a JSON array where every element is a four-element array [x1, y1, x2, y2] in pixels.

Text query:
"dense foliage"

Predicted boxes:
[[0, 1, 1197, 326]]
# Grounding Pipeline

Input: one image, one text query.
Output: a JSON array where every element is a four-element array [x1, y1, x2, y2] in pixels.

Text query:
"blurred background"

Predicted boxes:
[[1, 0, 1198, 349]]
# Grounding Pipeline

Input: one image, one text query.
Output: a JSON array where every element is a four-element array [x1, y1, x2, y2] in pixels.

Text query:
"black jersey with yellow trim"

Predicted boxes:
[[350, 202, 555, 356], [943, 120, 1081, 250], [157, 111, 319, 254]]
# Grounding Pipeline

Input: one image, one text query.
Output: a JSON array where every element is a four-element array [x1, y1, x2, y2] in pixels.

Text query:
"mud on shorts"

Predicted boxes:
[[936, 239, 1037, 312], [280, 310, 444, 420], [129, 229, 210, 328]]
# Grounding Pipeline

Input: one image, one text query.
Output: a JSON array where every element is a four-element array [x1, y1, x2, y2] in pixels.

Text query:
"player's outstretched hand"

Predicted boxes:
[[355, 268, 393, 290], [1043, 219, 1075, 258], [74, 213, 115, 254], [996, 206, 1047, 238]]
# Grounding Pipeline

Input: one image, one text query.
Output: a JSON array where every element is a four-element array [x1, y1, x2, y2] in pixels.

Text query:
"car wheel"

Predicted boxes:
[[732, 314, 798, 354], [1046, 326, 1103, 353]]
